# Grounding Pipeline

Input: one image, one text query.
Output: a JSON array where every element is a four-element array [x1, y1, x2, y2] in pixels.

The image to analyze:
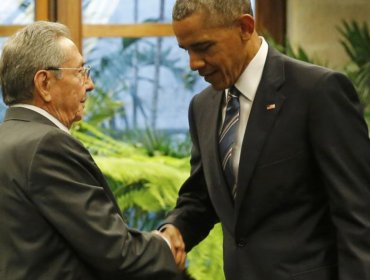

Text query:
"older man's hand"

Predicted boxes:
[[159, 224, 186, 271]]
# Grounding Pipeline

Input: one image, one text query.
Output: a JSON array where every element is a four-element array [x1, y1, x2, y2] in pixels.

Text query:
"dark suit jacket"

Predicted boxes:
[[164, 47, 370, 280], [0, 107, 180, 280]]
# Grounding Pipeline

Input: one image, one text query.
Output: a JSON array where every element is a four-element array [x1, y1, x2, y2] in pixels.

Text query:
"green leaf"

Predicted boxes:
[[338, 21, 370, 111]]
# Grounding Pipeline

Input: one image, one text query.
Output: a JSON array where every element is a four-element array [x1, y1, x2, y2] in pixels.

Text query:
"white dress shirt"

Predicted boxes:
[[11, 104, 70, 134], [222, 37, 268, 186]]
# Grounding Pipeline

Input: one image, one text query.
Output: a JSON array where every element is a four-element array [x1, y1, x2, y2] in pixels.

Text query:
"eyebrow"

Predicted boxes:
[[77, 58, 85, 66], [179, 41, 212, 50], [66, 61, 84, 68]]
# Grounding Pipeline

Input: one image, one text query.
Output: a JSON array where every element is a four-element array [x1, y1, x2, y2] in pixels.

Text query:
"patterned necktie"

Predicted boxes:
[[219, 86, 240, 199]]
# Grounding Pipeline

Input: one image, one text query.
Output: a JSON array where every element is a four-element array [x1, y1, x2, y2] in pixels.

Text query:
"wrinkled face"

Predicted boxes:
[[48, 37, 94, 128], [173, 12, 248, 90]]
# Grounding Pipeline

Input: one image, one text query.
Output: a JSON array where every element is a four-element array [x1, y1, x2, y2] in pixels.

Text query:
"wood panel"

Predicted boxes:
[[255, 0, 286, 45], [0, 23, 174, 42], [56, 0, 82, 51], [83, 24, 174, 38], [0, 25, 24, 36], [35, 0, 50, 21]]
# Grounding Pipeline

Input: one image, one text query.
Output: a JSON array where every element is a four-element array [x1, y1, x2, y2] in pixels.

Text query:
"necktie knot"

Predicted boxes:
[[228, 86, 240, 99]]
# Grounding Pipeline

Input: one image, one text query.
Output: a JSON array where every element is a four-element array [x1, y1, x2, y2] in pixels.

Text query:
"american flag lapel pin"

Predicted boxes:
[[266, 103, 276, 110]]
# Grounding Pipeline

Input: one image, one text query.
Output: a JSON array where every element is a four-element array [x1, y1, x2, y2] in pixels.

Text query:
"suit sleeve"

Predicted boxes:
[[309, 71, 370, 278], [163, 96, 219, 251], [28, 130, 180, 279]]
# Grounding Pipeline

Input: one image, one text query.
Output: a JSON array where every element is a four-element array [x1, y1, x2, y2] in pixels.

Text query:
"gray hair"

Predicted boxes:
[[0, 21, 71, 105], [173, 0, 253, 26]]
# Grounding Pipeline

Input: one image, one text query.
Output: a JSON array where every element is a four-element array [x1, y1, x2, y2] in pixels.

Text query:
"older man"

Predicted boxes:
[[0, 21, 180, 279]]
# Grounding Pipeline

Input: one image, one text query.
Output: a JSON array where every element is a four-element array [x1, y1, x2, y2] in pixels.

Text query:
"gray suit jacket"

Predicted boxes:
[[164, 47, 370, 280], [0, 107, 180, 280]]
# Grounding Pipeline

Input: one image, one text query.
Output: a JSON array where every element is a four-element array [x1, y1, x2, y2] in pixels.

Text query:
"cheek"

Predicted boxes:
[[71, 86, 85, 101], [224, 55, 244, 83], [68, 88, 85, 114], [218, 60, 238, 85]]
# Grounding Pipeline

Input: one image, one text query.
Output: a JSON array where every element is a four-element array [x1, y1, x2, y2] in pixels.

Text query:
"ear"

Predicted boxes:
[[34, 70, 52, 102], [238, 14, 255, 40]]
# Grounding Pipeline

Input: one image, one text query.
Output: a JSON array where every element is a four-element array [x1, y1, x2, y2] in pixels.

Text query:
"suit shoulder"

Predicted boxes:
[[269, 49, 354, 91], [273, 48, 336, 78], [38, 128, 89, 157], [29, 124, 82, 150], [190, 85, 219, 107]]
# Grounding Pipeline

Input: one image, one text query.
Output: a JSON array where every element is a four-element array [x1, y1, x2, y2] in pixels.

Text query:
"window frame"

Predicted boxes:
[[0, 0, 286, 53]]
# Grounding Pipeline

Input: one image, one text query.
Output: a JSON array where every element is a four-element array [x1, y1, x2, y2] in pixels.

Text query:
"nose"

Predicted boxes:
[[85, 76, 95, 91], [189, 51, 205, 71]]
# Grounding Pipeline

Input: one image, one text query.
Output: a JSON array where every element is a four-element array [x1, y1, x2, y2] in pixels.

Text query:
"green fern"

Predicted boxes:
[[72, 121, 144, 157], [93, 156, 188, 211], [187, 224, 224, 280]]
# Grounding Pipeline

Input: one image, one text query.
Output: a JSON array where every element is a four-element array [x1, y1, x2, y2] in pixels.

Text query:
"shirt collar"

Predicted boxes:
[[232, 36, 268, 102], [11, 104, 70, 134]]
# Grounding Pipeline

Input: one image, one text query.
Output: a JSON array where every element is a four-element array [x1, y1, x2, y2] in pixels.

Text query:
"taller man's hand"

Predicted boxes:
[[160, 224, 186, 270]]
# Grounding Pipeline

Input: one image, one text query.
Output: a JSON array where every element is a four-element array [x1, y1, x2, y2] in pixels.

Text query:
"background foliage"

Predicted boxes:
[[338, 21, 370, 119]]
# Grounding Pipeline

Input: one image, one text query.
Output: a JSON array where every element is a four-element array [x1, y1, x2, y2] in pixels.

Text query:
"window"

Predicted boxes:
[[82, 0, 207, 131], [0, 0, 258, 128]]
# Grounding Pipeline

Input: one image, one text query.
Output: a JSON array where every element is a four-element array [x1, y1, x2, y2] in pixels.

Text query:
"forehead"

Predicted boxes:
[[57, 37, 83, 65], [172, 12, 221, 47]]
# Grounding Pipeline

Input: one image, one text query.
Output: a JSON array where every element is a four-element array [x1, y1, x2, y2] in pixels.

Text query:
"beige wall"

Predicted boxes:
[[287, 0, 370, 70]]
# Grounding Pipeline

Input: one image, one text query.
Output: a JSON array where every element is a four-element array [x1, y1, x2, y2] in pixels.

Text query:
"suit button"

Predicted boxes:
[[237, 239, 246, 247]]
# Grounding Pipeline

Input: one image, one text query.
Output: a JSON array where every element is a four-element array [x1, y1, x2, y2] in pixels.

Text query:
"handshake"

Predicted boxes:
[[155, 224, 187, 271]]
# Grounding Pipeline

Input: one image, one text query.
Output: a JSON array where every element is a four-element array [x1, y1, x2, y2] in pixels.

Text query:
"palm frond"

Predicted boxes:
[[72, 121, 144, 157], [338, 21, 370, 111]]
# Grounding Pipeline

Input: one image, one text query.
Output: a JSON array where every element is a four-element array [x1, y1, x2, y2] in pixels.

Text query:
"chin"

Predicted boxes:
[[73, 114, 83, 123], [207, 78, 229, 91], [211, 83, 228, 91]]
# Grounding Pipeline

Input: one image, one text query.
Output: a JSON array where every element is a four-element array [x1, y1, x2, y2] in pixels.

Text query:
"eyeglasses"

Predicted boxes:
[[46, 65, 91, 80]]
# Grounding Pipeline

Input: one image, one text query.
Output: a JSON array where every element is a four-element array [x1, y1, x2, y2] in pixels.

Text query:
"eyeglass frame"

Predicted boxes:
[[45, 65, 92, 80]]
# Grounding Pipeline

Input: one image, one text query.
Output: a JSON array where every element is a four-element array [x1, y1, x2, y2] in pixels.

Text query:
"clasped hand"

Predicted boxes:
[[155, 224, 186, 270]]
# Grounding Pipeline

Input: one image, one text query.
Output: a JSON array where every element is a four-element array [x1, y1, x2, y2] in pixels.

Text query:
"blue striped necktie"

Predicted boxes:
[[219, 86, 240, 199]]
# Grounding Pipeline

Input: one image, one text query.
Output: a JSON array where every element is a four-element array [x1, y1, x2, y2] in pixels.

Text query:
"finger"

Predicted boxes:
[[174, 245, 186, 265], [171, 244, 177, 259], [174, 249, 182, 265], [172, 234, 185, 250], [179, 252, 187, 271]]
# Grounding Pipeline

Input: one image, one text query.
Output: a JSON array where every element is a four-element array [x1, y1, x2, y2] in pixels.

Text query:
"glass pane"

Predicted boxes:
[[83, 0, 255, 24], [83, 0, 176, 24], [0, 0, 34, 24], [0, 37, 8, 121], [0, 102, 5, 122], [0, 37, 7, 57], [252, 0, 256, 14], [0, 0, 35, 120], [84, 36, 208, 132]]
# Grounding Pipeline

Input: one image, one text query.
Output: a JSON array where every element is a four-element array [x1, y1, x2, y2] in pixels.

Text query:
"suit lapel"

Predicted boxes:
[[234, 48, 287, 215], [199, 88, 235, 233]]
